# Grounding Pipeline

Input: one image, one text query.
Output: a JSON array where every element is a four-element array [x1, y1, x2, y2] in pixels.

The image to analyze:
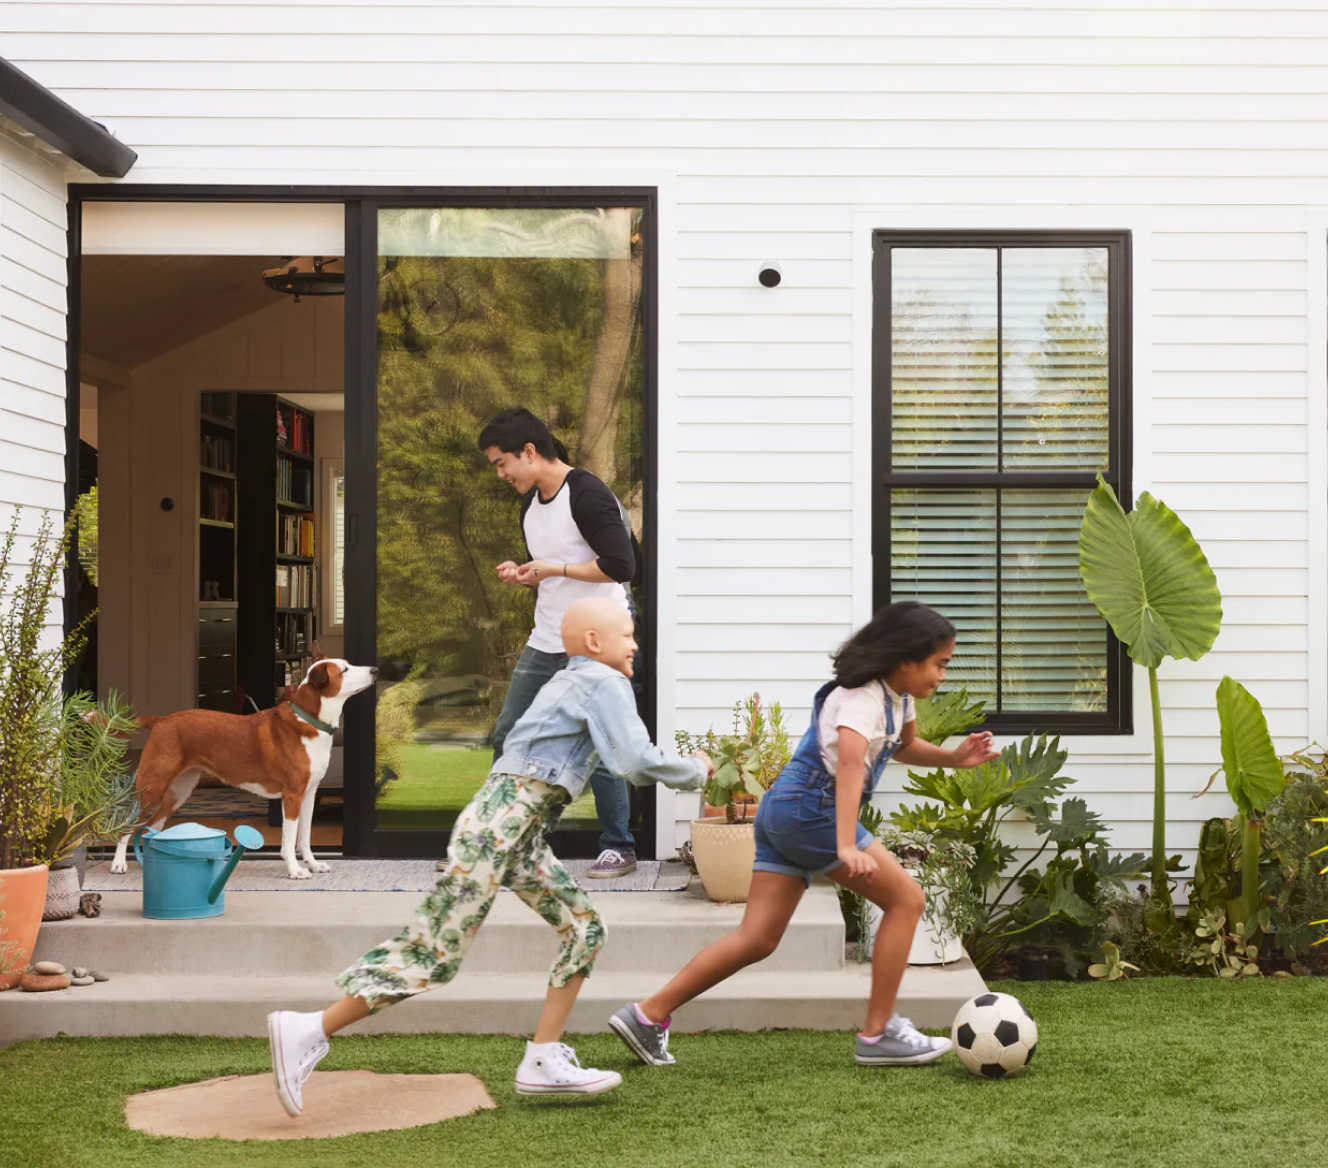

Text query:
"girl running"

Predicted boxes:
[[609, 601, 998, 1068]]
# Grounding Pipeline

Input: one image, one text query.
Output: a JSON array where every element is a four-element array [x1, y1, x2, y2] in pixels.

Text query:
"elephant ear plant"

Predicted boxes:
[[1195, 677, 1287, 932], [1077, 474, 1222, 909]]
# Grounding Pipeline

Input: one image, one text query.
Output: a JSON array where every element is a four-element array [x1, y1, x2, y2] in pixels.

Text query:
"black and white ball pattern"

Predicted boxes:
[[952, 992, 1038, 1079]]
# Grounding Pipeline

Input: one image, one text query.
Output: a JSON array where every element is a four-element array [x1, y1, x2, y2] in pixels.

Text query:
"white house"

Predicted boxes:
[[0, 4, 1322, 876]]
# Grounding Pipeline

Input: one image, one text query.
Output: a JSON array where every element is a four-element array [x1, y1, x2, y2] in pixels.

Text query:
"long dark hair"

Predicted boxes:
[[832, 601, 956, 690]]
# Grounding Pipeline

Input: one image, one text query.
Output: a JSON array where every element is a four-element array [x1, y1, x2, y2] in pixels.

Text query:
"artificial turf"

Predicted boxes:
[[374, 744, 597, 828], [1, 979, 1322, 1168]]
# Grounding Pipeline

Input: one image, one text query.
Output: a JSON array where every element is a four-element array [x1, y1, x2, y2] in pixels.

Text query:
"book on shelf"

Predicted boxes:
[[275, 563, 316, 609], [276, 457, 313, 507], [201, 480, 233, 522], [277, 512, 317, 557], [277, 656, 314, 689], [201, 432, 235, 473], [276, 403, 313, 457], [275, 610, 313, 655]]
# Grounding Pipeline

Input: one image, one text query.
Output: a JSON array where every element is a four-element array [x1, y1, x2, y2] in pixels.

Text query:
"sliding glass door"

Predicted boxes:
[[344, 197, 654, 858]]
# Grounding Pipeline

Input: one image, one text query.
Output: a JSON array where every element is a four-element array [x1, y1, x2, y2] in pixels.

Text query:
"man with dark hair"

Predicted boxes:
[[470, 407, 641, 877]]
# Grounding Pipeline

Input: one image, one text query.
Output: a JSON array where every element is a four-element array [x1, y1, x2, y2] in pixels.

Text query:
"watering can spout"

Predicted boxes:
[[206, 825, 265, 904]]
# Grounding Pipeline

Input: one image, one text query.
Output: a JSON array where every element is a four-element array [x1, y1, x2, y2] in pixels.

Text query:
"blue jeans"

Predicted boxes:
[[492, 645, 637, 856]]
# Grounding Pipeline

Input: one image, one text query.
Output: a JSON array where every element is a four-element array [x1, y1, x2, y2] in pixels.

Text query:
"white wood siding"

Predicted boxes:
[[3, 3, 1325, 862], [0, 126, 68, 642]]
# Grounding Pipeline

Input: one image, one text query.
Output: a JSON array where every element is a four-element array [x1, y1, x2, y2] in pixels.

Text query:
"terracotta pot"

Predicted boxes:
[[690, 819, 756, 903], [0, 864, 50, 989], [42, 861, 81, 922]]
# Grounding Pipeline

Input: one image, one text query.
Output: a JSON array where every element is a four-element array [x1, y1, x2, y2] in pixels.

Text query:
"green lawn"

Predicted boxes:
[[1, 980, 1322, 1168], [375, 745, 597, 829]]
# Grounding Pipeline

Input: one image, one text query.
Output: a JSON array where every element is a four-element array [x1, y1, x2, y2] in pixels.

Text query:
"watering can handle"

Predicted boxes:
[[133, 831, 143, 868], [206, 825, 265, 904]]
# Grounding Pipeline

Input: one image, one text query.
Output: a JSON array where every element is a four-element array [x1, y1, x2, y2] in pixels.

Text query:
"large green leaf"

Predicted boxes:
[[914, 687, 987, 745], [1077, 474, 1222, 669], [1215, 676, 1287, 817]]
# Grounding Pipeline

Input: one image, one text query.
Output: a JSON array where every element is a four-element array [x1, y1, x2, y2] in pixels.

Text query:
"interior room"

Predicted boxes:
[[78, 208, 348, 849]]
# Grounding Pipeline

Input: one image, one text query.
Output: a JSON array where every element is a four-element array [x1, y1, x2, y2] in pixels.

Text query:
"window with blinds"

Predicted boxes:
[[873, 232, 1131, 733]]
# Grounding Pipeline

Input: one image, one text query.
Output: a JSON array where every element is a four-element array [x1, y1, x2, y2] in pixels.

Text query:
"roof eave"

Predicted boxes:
[[0, 57, 136, 178]]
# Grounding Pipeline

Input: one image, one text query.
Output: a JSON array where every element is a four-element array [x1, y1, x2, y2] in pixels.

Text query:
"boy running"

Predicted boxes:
[[267, 599, 711, 1112]]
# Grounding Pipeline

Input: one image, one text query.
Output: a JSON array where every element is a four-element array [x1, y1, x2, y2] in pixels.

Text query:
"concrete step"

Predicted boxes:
[[33, 885, 847, 977], [0, 961, 986, 1041]]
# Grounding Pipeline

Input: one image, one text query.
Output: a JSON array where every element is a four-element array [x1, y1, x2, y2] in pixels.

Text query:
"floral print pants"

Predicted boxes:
[[336, 774, 607, 1012]]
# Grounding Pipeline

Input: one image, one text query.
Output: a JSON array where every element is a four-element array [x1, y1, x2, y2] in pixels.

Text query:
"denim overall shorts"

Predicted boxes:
[[752, 680, 904, 887]]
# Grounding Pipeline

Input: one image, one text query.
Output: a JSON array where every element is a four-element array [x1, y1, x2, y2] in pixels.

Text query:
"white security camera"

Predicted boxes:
[[758, 263, 782, 288]]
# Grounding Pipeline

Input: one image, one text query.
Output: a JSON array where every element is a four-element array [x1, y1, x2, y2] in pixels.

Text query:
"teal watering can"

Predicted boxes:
[[134, 823, 265, 919]]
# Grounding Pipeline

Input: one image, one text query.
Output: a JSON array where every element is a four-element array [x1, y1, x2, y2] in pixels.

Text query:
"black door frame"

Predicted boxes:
[[66, 184, 660, 860]]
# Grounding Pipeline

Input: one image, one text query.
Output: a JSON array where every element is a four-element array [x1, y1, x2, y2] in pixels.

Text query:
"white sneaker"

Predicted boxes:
[[514, 1041, 622, 1096], [267, 1010, 330, 1117]]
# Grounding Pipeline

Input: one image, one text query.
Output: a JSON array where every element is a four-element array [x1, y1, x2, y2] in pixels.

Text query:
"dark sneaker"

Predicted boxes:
[[855, 1015, 953, 1066], [608, 1003, 676, 1066], [587, 849, 637, 879]]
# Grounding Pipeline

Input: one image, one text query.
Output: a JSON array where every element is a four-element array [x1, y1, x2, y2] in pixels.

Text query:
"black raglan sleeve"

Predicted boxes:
[[567, 470, 635, 583]]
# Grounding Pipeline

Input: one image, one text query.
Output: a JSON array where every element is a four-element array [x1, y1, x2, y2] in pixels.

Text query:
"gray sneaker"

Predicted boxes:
[[608, 1003, 675, 1066], [855, 1015, 953, 1066], [587, 849, 638, 879]]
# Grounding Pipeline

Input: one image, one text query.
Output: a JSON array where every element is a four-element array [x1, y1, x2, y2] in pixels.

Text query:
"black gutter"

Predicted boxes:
[[0, 57, 136, 178]]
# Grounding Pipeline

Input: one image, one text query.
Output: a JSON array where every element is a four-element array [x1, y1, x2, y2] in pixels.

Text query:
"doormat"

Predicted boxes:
[[84, 858, 691, 893], [166, 789, 272, 818], [126, 1071, 494, 1140]]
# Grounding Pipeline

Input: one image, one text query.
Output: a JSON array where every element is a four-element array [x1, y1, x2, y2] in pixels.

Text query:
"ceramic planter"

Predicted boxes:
[[865, 873, 965, 965], [689, 818, 756, 903], [0, 863, 50, 989], [42, 861, 81, 922]]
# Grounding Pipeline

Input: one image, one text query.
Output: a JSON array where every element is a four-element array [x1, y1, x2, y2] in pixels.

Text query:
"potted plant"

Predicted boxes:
[[41, 691, 141, 920], [866, 825, 979, 965], [677, 694, 790, 903], [0, 511, 139, 983]]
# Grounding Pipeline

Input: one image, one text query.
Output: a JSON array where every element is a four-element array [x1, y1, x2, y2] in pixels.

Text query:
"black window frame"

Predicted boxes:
[[871, 229, 1133, 736]]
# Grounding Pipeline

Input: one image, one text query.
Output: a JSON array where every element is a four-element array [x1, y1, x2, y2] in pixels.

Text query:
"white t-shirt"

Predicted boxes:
[[521, 471, 631, 654], [817, 680, 914, 777]]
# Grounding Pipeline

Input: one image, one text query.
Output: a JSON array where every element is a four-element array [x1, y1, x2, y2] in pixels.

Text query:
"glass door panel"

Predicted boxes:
[[372, 205, 647, 849]]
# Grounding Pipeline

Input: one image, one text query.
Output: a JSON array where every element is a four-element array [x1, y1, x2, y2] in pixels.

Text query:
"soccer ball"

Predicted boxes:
[[952, 992, 1038, 1079]]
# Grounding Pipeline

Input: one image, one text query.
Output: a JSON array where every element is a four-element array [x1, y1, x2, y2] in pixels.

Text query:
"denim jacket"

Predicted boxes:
[[492, 656, 707, 800]]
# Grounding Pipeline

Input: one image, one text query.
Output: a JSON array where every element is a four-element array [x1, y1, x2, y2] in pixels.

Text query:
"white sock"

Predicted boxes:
[[290, 1010, 329, 1046]]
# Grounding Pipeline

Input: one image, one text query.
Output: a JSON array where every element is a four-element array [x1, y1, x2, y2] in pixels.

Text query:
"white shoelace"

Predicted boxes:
[[297, 1039, 329, 1086], [595, 850, 626, 867], [887, 1017, 933, 1049]]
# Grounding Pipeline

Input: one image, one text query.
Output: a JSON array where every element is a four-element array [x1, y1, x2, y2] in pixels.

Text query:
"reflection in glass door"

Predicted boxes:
[[370, 205, 648, 852]]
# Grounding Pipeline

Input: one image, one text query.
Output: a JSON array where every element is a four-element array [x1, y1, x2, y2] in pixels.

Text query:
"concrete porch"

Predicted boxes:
[[3, 881, 986, 1042]]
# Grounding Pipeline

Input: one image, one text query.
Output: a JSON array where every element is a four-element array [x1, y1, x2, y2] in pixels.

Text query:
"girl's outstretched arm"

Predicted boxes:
[[892, 722, 999, 770]]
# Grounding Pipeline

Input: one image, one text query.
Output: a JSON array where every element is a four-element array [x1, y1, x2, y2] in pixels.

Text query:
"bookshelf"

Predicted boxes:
[[197, 391, 238, 713], [236, 394, 318, 710]]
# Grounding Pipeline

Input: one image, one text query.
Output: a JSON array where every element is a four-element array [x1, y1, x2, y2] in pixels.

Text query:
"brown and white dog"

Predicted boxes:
[[110, 656, 377, 880]]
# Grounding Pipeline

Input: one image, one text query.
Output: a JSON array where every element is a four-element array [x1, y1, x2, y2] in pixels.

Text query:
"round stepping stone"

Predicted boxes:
[[70, 975, 95, 986], [32, 961, 66, 976], [90, 970, 110, 982], [20, 973, 71, 992], [125, 1072, 496, 1141]]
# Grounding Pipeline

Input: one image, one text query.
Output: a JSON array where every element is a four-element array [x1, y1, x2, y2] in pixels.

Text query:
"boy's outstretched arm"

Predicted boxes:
[[584, 675, 711, 790]]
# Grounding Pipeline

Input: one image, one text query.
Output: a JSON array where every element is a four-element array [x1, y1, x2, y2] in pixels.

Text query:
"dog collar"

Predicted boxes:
[[289, 702, 336, 736]]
